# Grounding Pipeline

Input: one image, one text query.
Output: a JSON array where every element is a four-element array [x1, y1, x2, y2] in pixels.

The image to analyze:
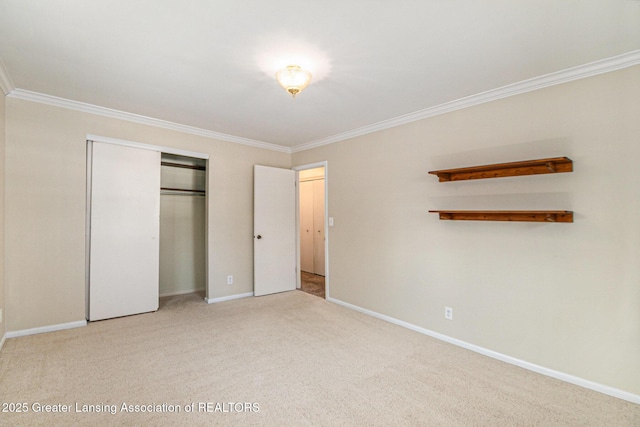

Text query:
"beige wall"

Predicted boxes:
[[4, 98, 289, 331], [0, 93, 5, 341], [293, 66, 640, 396]]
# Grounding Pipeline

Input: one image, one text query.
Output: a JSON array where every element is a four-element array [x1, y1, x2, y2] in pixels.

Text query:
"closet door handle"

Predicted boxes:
[[256, 235, 262, 239]]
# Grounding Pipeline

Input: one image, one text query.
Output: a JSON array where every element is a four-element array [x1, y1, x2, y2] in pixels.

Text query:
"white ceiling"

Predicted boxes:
[[1, 1, 639, 150]]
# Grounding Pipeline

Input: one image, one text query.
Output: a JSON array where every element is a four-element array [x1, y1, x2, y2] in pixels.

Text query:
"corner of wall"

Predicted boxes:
[[0, 90, 6, 343]]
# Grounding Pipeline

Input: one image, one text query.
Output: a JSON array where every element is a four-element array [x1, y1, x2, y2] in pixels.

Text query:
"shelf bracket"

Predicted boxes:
[[437, 172, 451, 182], [545, 161, 556, 173]]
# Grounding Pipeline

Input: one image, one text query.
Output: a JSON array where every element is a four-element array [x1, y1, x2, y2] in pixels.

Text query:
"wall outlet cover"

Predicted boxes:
[[445, 307, 453, 320]]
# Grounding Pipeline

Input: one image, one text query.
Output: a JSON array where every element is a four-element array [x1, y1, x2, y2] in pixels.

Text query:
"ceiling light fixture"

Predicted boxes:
[[275, 65, 312, 98]]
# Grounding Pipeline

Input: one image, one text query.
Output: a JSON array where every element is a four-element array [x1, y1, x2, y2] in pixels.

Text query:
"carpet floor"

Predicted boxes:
[[0, 291, 638, 426]]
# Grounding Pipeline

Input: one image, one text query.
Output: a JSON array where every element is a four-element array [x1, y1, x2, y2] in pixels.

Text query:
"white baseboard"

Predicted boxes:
[[327, 297, 640, 405], [5, 320, 87, 339], [206, 292, 254, 304], [0, 333, 5, 351], [160, 288, 205, 298]]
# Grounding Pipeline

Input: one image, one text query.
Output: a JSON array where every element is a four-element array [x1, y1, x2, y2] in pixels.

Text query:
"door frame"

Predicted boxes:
[[85, 134, 210, 318], [293, 161, 329, 299]]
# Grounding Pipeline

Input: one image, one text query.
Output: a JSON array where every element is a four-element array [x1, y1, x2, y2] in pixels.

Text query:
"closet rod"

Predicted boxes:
[[160, 187, 206, 195], [161, 192, 205, 197], [161, 161, 206, 171]]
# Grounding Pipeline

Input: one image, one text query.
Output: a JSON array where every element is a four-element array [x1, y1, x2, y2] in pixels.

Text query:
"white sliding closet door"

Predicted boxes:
[[299, 177, 325, 276], [299, 180, 314, 273], [89, 142, 161, 321], [312, 179, 325, 276]]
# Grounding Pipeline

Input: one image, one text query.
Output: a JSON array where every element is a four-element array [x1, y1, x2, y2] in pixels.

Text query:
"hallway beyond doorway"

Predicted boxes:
[[301, 271, 325, 299]]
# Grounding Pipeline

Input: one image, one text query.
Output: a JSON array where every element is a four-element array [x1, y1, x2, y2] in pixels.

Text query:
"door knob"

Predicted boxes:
[[256, 235, 262, 239]]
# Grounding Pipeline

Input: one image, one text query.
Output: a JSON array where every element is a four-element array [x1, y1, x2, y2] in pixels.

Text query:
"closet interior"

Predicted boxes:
[[159, 153, 207, 298]]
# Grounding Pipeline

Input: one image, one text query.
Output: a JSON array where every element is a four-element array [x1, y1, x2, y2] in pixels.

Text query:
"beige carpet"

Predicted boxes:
[[1, 291, 638, 426]]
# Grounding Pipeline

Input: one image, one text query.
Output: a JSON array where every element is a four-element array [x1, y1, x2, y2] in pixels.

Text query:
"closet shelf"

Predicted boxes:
[[428, 157, 572, 182], [429, 210, 573, 223]]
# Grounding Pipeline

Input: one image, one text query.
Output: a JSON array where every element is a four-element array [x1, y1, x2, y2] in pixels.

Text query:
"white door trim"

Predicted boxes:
[[293, 161, 329, 299]]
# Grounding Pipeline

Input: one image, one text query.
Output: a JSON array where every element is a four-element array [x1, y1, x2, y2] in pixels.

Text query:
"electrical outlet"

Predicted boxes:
[[227, 275, 233, 285], [444, 307, 453, 320]]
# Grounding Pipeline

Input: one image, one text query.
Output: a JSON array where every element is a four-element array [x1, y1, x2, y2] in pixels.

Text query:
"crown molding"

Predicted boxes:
[[291, 49, 640, 153], [0, 56, 16, 95], [5, 50, 639, 154], [7, 89, 291, 153]]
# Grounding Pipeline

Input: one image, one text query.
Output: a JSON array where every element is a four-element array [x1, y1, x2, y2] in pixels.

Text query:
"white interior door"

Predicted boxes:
[[89, 142, 161, 320], [254, 165, 296, 296]]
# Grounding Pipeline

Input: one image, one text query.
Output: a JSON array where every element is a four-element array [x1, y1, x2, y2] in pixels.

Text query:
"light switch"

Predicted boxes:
[[329, 217, 334, 227]]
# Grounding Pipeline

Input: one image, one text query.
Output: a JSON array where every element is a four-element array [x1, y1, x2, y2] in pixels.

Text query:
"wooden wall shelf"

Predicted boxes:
[[429, 157, 572, 182], [429, 210, 573, 223]]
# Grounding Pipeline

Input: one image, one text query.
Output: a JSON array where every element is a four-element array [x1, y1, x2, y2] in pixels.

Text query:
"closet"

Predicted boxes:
[[299, 167, 325, 276], [159, 153, 207, 297], [87, 139, 207, 321]]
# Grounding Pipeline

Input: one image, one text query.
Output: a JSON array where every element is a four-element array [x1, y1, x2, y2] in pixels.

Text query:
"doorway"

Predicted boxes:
[[294, 162, 329, 299]]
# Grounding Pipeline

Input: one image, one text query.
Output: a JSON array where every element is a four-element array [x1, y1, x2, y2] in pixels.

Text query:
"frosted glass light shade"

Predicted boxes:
[[275, 65, 312, 98]]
